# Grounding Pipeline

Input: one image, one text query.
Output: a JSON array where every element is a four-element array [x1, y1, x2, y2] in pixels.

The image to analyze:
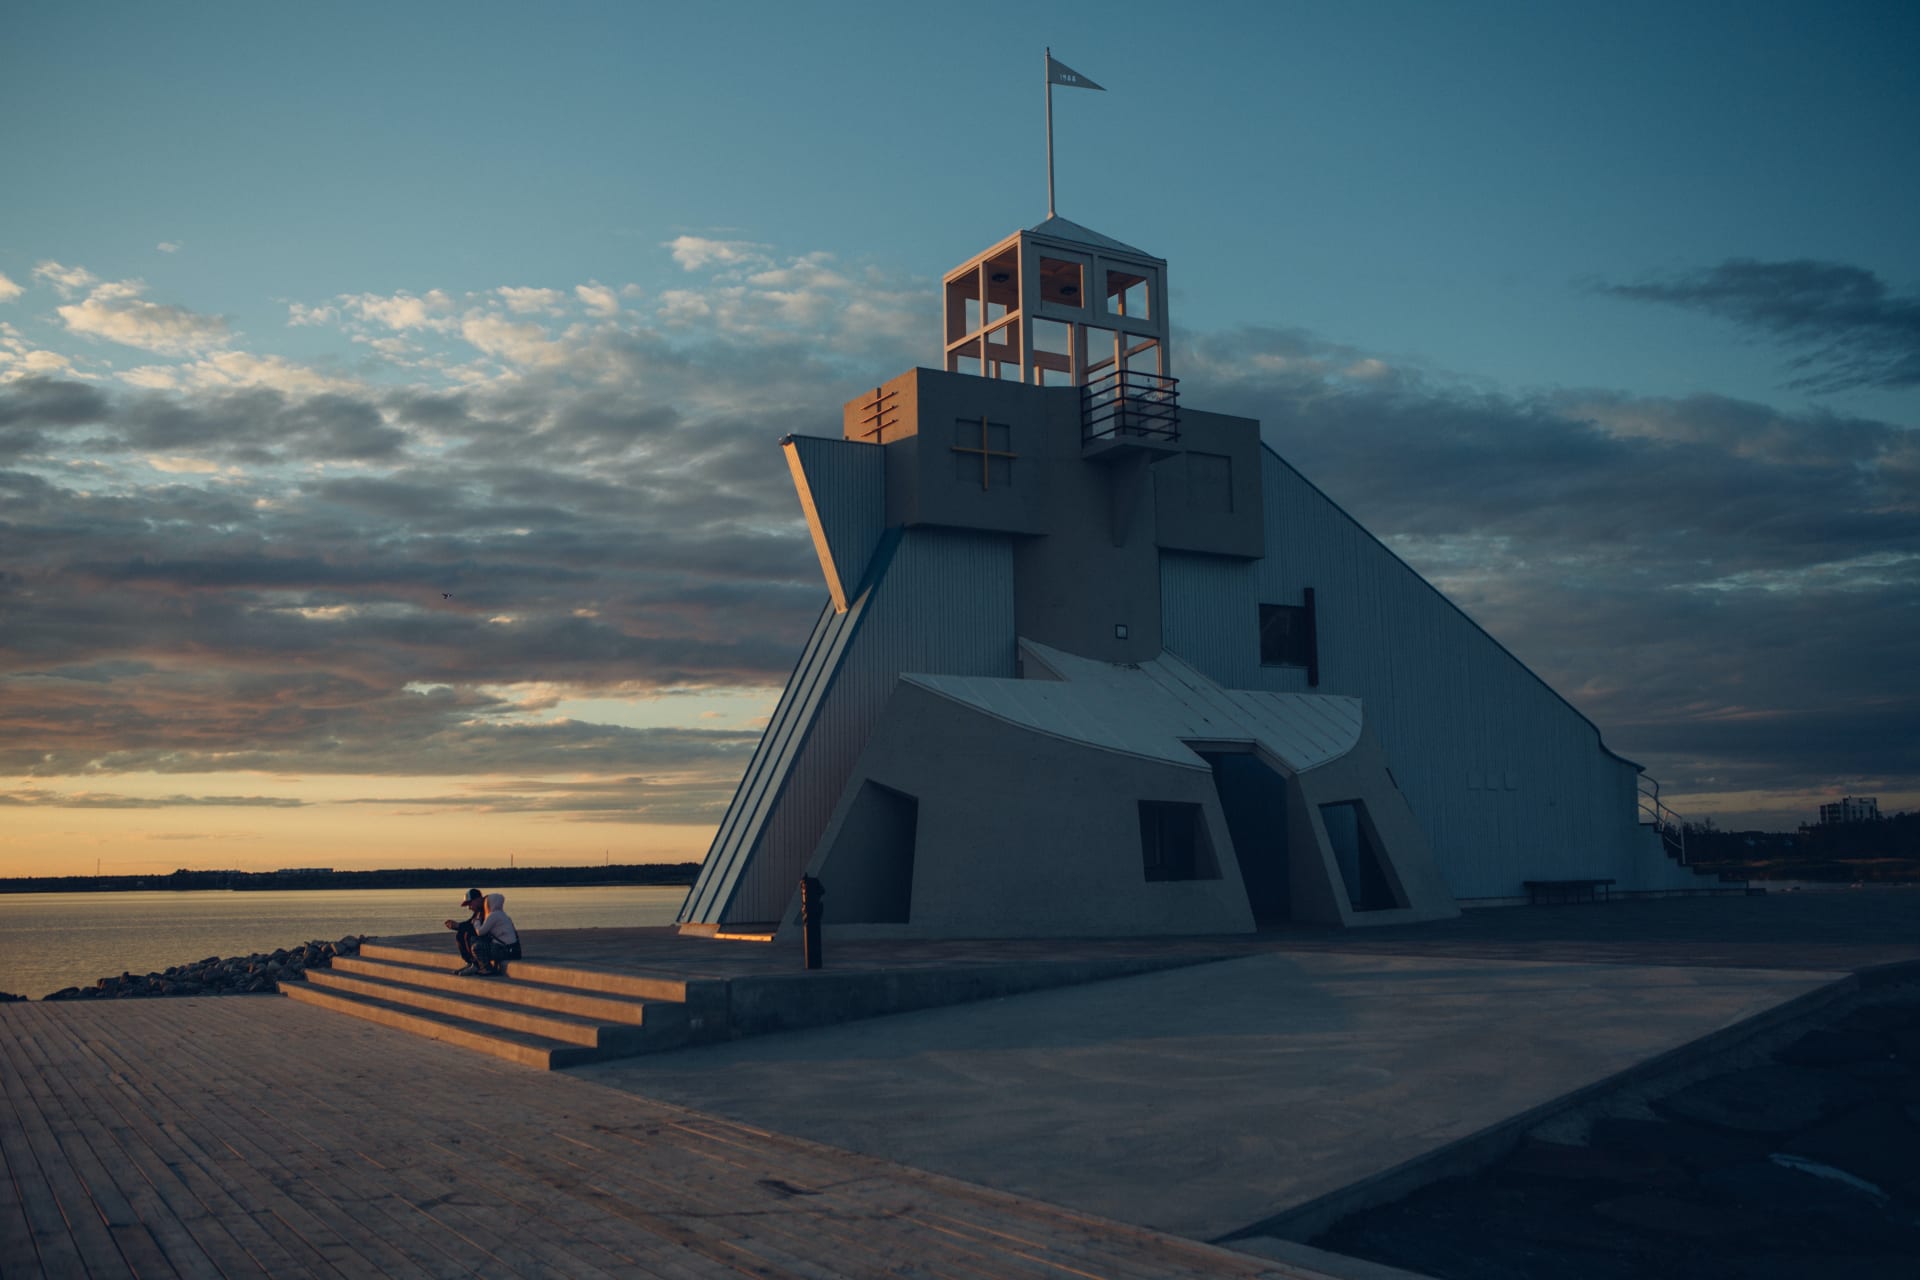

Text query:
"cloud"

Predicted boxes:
[[0, 788, 304, 809], [0, 272, 22, 303], [287, 301, 338, 327], [666, 235, 771, 272], [459, 312, 569, 368], [339, 289, 457, 332], [575, 281, 619, 317], [1604, 258, 1920, 392], [0, 325, 74, 382], [56, 278, 231, 355], [157, 241, 181, 254], [32, 261, 98, 297], [3, 235, 1913, 833], [496, 286, 566, 315]]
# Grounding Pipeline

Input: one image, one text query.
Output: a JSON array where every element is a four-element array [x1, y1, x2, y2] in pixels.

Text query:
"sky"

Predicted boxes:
[[2, 0, 1916, 876]]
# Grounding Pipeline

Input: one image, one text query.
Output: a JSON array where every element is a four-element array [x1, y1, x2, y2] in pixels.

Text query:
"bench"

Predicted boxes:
[[1522, 878, 1616, 905]]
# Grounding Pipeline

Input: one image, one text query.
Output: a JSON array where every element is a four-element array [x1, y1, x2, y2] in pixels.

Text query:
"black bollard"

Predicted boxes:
[[799, 874, 825, 970]]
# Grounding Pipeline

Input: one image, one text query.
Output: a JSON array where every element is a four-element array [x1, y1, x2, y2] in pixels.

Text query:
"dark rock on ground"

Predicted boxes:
[[38, 934, 368, 1000], [1654, 1064, 1873, 1133]]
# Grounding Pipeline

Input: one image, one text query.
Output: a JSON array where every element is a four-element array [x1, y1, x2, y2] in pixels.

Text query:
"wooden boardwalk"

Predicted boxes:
[[0, 997, 1308, 1279]]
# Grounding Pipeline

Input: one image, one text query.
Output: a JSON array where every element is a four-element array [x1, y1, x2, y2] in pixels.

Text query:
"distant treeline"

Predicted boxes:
[[1681, 811, 1920, 882], [0, 863, 702, 895]]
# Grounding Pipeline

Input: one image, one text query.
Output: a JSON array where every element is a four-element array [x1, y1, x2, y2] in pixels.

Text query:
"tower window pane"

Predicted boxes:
[[1040, 257, 1084, 308]]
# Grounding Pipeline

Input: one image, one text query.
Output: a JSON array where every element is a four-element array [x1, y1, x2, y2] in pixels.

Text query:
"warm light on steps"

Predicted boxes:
[[281, 939, 719, 1070]]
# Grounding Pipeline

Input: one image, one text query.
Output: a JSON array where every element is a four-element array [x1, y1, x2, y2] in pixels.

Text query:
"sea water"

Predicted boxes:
[[0, 884, 688, 1000]]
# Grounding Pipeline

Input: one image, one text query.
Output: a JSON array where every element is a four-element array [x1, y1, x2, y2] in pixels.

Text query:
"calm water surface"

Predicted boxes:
[[0, 885, 688, 999]]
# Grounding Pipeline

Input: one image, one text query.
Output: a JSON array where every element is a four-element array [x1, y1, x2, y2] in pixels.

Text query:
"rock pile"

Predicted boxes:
[[40, 936, 369, 1002]]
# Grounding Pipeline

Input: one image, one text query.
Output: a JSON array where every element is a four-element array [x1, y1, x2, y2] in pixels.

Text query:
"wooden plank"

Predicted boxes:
[[0, 1010, 132, 1278], [0, 1036, 88, 1280], [188, 1035, 637, 1280], [71, 1032, 341, 1280], [4, 999, 1292, 1280], [56, 1003, 348, 1280], [76, 1001, 428, 1280], [184, 1001, 655, 1280], [6, 1019, 194, 1280]]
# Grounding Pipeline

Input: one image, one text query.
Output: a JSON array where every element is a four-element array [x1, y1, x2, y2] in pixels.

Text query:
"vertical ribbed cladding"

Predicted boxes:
[[679, 580, 874, 924], [1165, 446, 1696, 899], [786, 435, 886, 611], [690, 528, 1018, 925], [1159, 552, 1260, 688]]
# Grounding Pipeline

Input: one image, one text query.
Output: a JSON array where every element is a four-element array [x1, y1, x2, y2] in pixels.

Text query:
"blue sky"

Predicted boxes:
[[2, 1, 1916, 872]]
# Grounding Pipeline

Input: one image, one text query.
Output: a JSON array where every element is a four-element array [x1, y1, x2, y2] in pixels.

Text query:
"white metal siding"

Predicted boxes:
[[1162, 448, 1701, 898]]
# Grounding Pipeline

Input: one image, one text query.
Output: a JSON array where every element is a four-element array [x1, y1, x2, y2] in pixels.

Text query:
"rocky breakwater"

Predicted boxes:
[[39, 936, 369, 1001]]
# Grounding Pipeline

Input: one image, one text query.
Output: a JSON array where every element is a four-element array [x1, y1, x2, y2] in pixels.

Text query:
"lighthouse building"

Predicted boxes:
[[678, 217, 1708, 939]]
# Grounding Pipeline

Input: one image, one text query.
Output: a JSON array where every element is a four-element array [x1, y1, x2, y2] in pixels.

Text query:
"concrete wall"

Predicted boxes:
[[805, 681, 1257, 939], [1150, 408, 1265, 560]]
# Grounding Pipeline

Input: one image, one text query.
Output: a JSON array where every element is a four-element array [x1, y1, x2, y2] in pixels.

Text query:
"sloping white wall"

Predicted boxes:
[[700, 527, 1017, 924], [1161, 447, 1702, 899]]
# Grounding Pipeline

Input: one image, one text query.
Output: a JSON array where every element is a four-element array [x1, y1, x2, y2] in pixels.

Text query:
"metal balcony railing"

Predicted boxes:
[[1082, 369, 1180, 446], [1638, 773, 1688, 865]]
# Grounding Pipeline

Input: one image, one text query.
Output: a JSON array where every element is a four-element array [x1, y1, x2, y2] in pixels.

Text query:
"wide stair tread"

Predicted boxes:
[[282, 981, 610, 1069], [358, 941, 705, 1003], [329, 955, 667, 1024], [288, 940, 712, 1069], [304, 967, 674, 1048]]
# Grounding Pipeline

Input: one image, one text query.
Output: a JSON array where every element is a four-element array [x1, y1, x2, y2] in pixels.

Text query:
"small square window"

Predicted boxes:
[[1260, 592, 1317, 683], [945, 270, 981, 341], [1139, 800, 1219, 881], [1106, 268, 1150, 319], [1040, 257, 1084, 308]]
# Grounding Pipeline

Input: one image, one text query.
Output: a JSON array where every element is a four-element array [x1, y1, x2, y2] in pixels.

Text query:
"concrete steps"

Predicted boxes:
[[280, 941, 721, 1069]]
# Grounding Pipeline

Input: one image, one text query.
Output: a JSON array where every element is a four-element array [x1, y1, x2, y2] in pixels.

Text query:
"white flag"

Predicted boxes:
[[1047, 56, 1104, 91]]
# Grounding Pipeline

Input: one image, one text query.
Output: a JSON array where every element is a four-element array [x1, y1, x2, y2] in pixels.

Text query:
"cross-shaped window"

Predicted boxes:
[[952, 417, 1015, 490]]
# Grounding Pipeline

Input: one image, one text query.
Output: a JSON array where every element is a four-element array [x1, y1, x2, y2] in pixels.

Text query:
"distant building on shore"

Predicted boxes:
[[1818, 796, 1880, 825]]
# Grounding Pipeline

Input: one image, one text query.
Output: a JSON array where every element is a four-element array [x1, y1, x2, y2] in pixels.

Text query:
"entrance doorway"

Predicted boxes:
[[1199, 751, 1292, 927]]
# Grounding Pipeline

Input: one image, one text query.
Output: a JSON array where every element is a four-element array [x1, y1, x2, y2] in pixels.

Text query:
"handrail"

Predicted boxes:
[[1637, 773, 1687, 865], [1082, 369, 1180, 444]]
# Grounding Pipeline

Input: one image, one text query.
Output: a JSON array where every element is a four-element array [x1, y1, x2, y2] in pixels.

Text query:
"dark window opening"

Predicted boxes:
[[1259, 588, 1318, 683], [1138, 800, 1221, 882], [824, 781, 918, 924], [1319, 799, 1401, 911]]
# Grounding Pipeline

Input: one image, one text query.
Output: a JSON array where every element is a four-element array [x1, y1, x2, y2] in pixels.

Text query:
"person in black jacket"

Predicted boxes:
[[443, 888, 485, 973]]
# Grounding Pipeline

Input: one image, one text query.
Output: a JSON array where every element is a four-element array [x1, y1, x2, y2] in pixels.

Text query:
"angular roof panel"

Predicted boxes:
[[1026, 215, 1155, 259], [903, 641, 1363, 773]]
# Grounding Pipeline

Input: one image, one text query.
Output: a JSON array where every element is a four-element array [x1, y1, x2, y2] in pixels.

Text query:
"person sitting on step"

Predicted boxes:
[[466, 892, 521, 977], [443, 888, 485, 973]]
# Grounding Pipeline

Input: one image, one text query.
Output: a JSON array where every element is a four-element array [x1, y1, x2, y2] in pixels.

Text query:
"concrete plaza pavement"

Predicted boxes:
[[575, 947, 1844, 1242]]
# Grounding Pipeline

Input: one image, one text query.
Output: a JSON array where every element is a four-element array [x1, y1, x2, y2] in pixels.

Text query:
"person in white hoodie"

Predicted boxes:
[[462, 892, 521, 977]]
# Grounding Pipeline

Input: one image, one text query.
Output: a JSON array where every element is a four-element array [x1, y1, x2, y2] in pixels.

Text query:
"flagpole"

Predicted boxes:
[[1045, 46, 1055, 218]]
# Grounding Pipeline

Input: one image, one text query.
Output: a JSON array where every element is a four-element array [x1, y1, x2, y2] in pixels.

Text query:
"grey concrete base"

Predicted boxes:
[[576, 950, 1841, 1241]]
